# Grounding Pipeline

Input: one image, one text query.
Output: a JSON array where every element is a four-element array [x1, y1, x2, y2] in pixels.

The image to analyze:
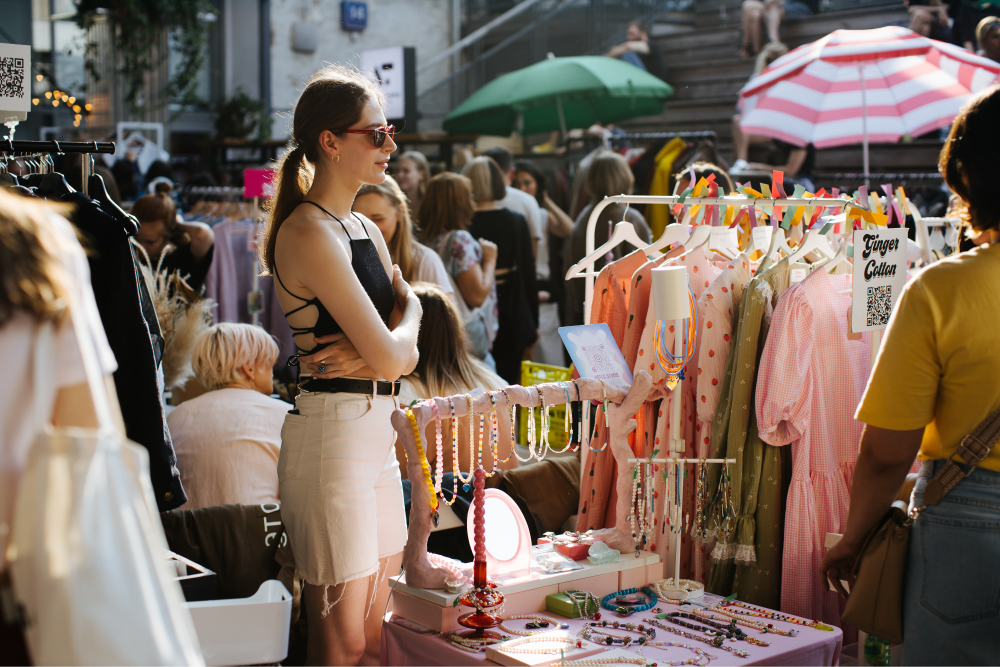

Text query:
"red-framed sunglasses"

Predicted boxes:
[[341, 124, 396, 147]]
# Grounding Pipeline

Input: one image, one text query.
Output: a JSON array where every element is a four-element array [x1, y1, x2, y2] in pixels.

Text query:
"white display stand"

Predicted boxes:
[[391, 545, 659, 608], [185, 579, 292, 666]]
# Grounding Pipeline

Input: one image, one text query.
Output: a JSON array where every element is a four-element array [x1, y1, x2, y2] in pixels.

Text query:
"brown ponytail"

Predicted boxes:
[[260, 65, 385, 275]]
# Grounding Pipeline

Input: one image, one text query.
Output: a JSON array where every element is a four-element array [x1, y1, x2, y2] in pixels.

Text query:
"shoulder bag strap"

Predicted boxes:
[[921, 403, 1000, 508]]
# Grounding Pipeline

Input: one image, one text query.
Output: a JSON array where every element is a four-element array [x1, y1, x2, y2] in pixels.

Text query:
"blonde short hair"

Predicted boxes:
[[192, 323, 279, 390], [463, 156, 507, 203]]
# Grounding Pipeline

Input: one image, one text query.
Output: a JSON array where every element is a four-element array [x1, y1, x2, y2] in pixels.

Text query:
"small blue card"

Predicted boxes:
[[559, 323, 633, 384]]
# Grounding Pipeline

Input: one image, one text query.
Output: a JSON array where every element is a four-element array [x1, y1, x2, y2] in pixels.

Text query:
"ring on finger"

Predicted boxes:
[[319, 364, 326, 373]]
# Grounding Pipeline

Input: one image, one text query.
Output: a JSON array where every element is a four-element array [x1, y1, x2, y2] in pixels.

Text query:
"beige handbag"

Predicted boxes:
[[842, 404, 1000, 644]]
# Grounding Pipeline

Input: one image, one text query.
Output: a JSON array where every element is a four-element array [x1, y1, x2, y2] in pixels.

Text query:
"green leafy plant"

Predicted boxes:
[[75, 0, 211, 113], [214, 88, 273, 141]]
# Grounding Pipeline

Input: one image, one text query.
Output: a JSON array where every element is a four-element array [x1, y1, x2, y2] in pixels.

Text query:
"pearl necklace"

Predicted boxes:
[[499, 633, 581, 654], [498, 614, 565, 636], [562, 658, 648, 667], [638, 642, 715, 666], [438, 631, 509, 654]]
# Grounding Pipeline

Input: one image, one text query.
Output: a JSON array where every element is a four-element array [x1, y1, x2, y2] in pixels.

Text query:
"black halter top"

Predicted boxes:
[[275, 201, 395, 367]]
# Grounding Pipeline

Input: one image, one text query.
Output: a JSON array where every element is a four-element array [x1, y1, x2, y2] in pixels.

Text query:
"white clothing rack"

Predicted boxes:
[[567, 194, 852, 324]]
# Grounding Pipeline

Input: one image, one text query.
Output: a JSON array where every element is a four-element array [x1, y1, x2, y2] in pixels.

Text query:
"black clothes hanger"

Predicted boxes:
[[36, 171, 76, 198], [90, 172, 139, 236]]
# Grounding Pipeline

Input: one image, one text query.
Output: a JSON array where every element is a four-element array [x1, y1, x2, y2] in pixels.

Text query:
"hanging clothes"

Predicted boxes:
[[703, 254, 794, 610], [755, 269, 871, 630], [65, 192, 187, 511], [632, 246, 723, 580], [576, 249, 651, 532], [644, 139, 688, 241], [695, 253, 756, 458]]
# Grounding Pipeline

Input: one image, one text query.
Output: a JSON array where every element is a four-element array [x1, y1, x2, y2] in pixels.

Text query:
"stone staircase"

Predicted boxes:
[[618, 1, 947, 184]]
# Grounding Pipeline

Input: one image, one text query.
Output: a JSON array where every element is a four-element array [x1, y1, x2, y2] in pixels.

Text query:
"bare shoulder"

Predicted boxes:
[[276, 205, 349, 264], [352, 211, 384, 243]]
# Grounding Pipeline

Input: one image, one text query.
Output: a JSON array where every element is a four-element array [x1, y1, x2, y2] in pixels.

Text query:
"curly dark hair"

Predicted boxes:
[[939, 83, 1000, 233]]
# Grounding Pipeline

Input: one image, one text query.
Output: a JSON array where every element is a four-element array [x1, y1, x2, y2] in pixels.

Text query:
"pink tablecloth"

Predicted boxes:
[[382, 599, 843, 666]]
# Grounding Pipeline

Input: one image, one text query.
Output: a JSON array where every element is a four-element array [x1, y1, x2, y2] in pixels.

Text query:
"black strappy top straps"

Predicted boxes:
[[275, 200, 396, 367]]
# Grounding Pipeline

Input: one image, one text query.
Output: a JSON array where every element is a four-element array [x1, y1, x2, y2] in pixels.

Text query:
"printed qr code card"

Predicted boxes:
[[851, 227, 907, 333], [0, 43, 30, 122], [559, 323, 633, 386]]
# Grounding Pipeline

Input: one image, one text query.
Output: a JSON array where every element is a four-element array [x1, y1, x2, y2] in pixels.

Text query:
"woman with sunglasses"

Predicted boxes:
[[260, 66, 421, 666]]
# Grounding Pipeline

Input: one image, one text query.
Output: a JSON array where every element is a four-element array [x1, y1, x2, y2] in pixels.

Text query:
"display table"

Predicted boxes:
[[381, 593, 843, 666]]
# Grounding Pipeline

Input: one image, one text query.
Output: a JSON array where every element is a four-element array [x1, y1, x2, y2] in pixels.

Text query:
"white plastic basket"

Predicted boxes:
[[185, 579, 292, 666]]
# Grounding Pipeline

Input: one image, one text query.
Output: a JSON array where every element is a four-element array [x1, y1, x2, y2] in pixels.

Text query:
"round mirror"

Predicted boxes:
[[483, 496, 519, 561]]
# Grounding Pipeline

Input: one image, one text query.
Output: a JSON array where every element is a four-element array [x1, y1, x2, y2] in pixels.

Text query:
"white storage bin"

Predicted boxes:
[[185, 579, 291, 666]]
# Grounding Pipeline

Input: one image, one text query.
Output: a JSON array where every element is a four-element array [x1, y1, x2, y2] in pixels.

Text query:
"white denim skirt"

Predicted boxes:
[[277, 387, 406, 588]]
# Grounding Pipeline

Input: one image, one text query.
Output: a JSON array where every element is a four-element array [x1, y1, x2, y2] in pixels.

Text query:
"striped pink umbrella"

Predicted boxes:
[[738, 26, 1000, 176]]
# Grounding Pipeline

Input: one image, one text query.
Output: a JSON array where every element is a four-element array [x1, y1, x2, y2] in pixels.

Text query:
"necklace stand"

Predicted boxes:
[[456, 467, 505, 637]]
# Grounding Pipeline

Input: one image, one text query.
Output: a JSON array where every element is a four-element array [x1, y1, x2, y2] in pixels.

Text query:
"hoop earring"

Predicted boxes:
[[335, 154, 341, 163]]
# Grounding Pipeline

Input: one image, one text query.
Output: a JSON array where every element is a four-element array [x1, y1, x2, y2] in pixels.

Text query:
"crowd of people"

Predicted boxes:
[[736, 0, 1000, 62], [4, 6, 1000, 657]]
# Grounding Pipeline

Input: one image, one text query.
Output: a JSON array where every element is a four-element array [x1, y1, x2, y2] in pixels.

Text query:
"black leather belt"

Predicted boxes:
[[300, 377, 401, 396]]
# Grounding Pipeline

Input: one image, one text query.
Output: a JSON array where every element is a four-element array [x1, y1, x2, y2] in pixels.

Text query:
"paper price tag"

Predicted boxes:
[[851, 227, 907, 332], [710, 227, 738, 253], [751, 226, 773, 251], [790, 268, 807, 284]]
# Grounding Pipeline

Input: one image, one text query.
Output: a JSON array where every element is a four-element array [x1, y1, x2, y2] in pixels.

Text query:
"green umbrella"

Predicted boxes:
[[442, 56, 673, 136]]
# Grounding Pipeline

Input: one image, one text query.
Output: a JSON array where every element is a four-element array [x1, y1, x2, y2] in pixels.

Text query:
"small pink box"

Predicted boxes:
[[555, 542, 592, 560]]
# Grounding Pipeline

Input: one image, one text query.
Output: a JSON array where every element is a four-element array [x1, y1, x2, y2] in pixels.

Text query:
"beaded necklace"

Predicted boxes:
[[429, 400, 448, 502], [642, 618, 750, 658], [601, 586, 658, 615], [527, 388, 538, 458], [498, 634, 581, 654], [405, 409, 439, 526], [544, 383, 574, 454], [692, 459, 708, 540], [565, 589, 601, 620], [662, 612, 769, 646], [486, 392, 500, 476], [721, 601, 834, 631], [561, 658, 649, 667], [498, 614, 565, 636], [537, 387, 550, 460], [585, 381, 611, 453], [501, 389, 532, 463], [449, 398, 473, 488], [636, 641, 716, 666], [438, 631, 508, 654], [652, 285, 698, 391], [465, 395, 477, 487], [580, 620, 656, 648], [694, 608, 796, 637], [630, 460, 653, 552]]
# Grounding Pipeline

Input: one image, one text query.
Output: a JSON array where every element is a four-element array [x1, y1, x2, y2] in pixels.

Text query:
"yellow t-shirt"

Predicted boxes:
[[856, 242, 1000, 472]]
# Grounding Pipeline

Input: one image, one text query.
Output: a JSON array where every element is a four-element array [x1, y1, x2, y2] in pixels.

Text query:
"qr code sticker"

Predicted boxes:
[[0, 57, 25, 99], [867, 285, 892, 327]]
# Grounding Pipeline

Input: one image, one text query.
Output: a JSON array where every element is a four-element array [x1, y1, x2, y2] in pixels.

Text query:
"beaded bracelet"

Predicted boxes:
[[642, 618, 750, 658], [601, 586, 658, 615]]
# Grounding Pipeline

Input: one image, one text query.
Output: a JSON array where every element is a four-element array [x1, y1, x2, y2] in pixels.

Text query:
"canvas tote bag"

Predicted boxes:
[[842, 403, 1000, 644], [6, 319, 203, 665]]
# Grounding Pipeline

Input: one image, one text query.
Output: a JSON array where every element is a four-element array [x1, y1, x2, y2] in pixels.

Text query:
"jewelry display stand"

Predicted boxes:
[[388, 373, 662, 631]]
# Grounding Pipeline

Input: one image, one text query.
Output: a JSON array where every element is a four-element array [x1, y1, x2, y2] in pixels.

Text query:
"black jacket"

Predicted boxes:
[[65, 193, 186, 510]]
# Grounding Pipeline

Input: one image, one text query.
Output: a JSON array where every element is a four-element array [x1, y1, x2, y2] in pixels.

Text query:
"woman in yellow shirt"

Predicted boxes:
[[821, 84, 1000, 664]]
